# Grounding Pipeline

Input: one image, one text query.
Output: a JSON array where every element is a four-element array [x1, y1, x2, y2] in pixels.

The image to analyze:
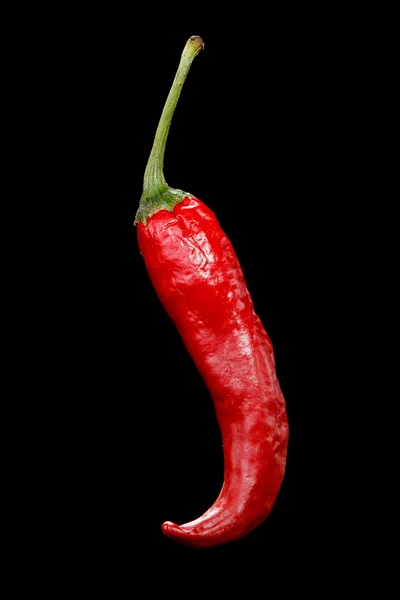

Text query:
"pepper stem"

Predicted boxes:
[[135, 36, 204, 225]]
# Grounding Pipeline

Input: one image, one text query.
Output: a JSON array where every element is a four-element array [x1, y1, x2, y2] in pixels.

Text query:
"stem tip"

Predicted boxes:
[[189, 35, 205, 51]]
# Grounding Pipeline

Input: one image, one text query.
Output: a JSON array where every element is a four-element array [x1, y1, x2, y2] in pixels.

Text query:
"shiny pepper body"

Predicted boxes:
[[137, 196, 289, 547]]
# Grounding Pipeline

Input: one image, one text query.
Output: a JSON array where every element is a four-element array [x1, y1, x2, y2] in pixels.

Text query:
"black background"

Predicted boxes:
[[12, 5, 390, 588]]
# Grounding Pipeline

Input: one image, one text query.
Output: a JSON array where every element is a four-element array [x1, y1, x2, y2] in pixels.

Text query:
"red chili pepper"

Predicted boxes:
[[135, 36, 289, 548]]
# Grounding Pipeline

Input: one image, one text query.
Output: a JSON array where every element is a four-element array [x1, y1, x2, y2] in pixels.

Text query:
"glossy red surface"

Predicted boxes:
[[137, 196, 289, 547]]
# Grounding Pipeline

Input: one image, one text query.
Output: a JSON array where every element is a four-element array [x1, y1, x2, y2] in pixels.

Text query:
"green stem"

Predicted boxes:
[[135, 36, 204, 225]]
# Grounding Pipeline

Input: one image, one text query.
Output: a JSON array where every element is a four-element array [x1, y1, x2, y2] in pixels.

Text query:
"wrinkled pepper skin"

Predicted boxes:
[[137, 195, 289, 548]]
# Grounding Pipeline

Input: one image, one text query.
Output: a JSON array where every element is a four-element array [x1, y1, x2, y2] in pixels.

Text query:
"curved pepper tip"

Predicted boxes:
[[161, 521, 211, 549], [161, 521, 195, 545], [161, 520, 180, 537]]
